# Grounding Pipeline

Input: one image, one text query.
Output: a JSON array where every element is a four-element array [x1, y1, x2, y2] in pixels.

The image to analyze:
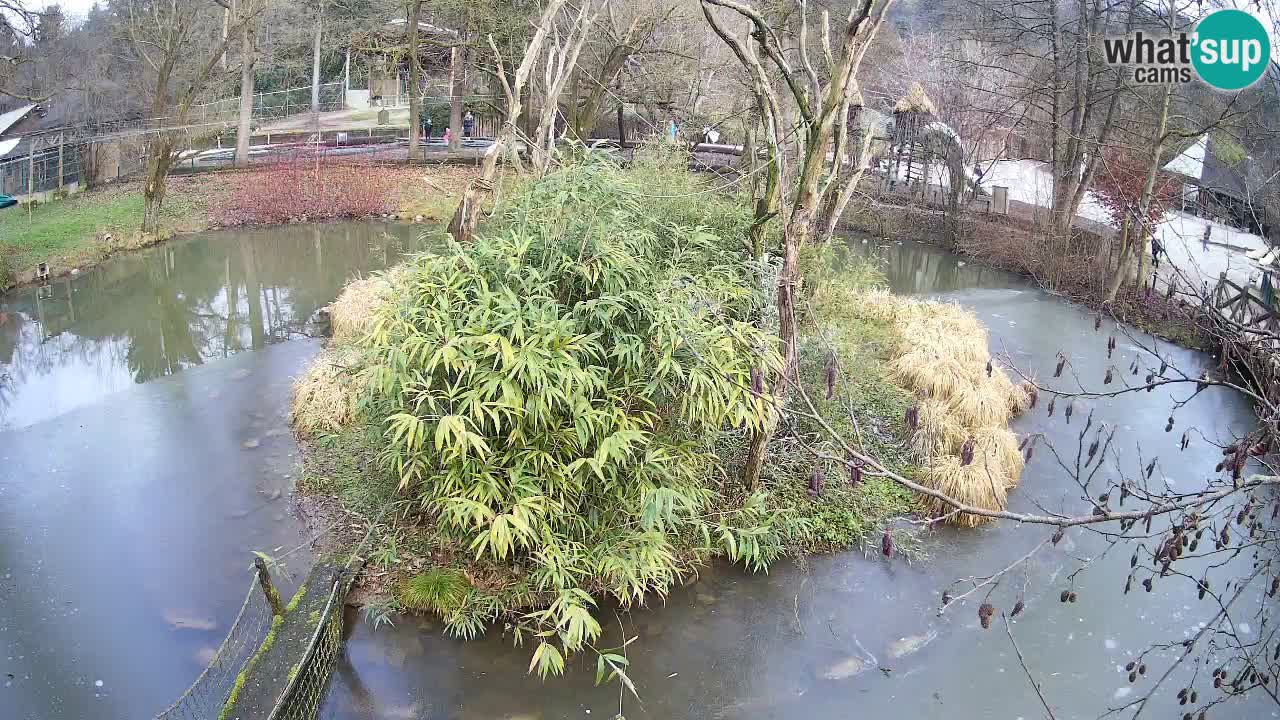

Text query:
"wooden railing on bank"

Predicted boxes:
[[1210, 272, 1280, 345]]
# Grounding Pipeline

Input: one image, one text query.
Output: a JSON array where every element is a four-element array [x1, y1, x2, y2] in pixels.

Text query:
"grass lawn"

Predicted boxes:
[[0, 165, 474, 290], [0, 179, 213, 286]]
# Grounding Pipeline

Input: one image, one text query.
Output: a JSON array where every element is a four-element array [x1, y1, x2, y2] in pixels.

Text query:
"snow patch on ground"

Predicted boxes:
[[977, 159, 1269, 289]]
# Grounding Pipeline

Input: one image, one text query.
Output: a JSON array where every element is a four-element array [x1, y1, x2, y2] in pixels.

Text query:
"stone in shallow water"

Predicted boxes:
[[242, 438, 261, 449], [823, 656, 871, 680], [162, 610, 217, 631], [888, 631, 937, 659], [696, 592, 716, 606]]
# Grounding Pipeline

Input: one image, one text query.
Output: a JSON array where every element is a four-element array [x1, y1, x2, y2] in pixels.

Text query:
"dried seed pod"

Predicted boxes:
[[1159, 360, 1168, 375], [1178, 688, 1187, 701], [1130, 552, 1138, 568], [1190, 691, 1197, 703], [1124, 575, 1132, 594], [1198, 577, 1209, 600], [1024, 383, 1039, 408], [1052, 527, 1065, 545], [1181, 431, 1190, 451], [986, 359, 993, 377], [1128, 671, 1138, 683], [1024, 443, 1035, 461], [1018, 436, 1029, 451], [1215, 461, 1225, 473], [825, 362, 838, 401], [1145, 372, 1155, 385], [1126, 661, 1136, 672], [978, 603, 994, 629], [1146, 459, 1156, 478], [1143, 577, 1154, 592], [1065, 400, 1074, 423], [1120, 484, 1130, 505], [1087, 440, 1099, 463], [1165, 416, 1174, 432], [1189, 539, 1198, 553], [1067, 591, 1077, 603], [1054, 357, 1066, 377], [1047, 396, 1056, 416], [1060, 590, 1071, 603], [1270, 576, 1279, 598], [1138, 664, 1146, 676], [960, 438, 975, 466], [1220, 525, 1230, 547], [941, 590, 952, 607], [881, 530, 894, 558], [1011, 600, 1024, 617], [808, 468, 824, 498], [1104, 367, 1114, 384]]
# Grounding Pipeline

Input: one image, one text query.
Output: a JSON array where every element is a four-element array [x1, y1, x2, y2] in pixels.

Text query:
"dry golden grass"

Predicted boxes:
[[330, 276, 391, 344], [855, 291, 1027, 525], [944, 382, 1012, 427], [922, 456, 1008, 528], [970, 426, 1025, 489], [290, 349, 361, 435], [911, 398, 964, 457]]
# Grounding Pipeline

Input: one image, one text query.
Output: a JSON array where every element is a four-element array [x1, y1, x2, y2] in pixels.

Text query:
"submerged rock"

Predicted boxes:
[[888, 631, 937, 659], [823, 656, 871, 680]]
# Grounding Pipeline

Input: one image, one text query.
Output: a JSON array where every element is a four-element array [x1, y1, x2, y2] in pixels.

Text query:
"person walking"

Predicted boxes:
[[463, 110, 475, 139], [1151, 232, 1164, 270], [1202, 224, 1212, 252]]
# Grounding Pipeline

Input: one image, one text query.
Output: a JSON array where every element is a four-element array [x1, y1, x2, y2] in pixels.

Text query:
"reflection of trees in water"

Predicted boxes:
[[841, 234, 1014, 294], [0, 223, 424, 419]]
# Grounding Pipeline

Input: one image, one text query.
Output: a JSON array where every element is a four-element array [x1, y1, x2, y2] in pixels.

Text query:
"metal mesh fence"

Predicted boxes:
[[0, 144, 83, 197], [155, 579, 275, 720], [266, 576, 349, 720], [189, 83, 346, 126]]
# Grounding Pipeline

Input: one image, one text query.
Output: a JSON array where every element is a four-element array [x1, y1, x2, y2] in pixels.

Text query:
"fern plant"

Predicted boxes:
[[360, 157, 797, 677]]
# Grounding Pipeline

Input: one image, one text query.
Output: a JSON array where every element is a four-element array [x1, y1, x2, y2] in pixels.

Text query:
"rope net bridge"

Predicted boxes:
[[156, 558, 362, 720]]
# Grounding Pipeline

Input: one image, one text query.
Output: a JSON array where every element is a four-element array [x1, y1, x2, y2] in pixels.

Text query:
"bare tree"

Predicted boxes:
[[702, 0, 895, 488], [127, 0, 258, 234]]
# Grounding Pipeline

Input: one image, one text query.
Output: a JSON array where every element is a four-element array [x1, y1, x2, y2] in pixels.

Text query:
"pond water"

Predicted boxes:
[[0, 222, 426, 720], [0, 226, 1270, 720]]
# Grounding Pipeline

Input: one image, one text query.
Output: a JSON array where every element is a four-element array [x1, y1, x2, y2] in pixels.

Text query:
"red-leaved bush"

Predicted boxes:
[[1092, 145, 1180, 230], [214, 153, 399, 226]]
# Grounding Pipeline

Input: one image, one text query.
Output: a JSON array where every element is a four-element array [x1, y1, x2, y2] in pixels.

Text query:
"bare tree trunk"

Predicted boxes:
[[143, 135, 176, 235], [310, 4, 323, 116], [448, 45, 463, 151], [1104, 2, 1173, 303], [234, 11, 257, 167], [406, 0, 423, 158], [448, 0, 569, 243]]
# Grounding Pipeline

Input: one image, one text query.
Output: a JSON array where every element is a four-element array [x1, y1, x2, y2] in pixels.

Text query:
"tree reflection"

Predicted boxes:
[[0, 223, 425, 426]]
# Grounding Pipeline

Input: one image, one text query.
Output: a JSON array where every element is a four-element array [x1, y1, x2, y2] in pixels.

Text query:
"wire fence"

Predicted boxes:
[[0, 143, 83, 198], [155, 579, 276, 720], [188, 83, 346, 126], [266, 574, 351, 720]]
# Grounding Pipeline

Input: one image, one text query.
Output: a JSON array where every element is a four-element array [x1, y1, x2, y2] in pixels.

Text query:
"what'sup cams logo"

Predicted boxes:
[[1103, 9, 1272, 90]]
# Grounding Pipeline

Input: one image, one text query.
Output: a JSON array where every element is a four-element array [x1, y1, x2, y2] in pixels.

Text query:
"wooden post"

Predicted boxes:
[[254, 556, 285, 616], [57, 134, 64, 192]]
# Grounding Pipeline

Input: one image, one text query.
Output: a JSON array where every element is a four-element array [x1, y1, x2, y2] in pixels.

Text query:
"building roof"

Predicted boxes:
[[0, 104, 36, 138], [1162, 133, 1248, 200], [0, 138, 19, 159]]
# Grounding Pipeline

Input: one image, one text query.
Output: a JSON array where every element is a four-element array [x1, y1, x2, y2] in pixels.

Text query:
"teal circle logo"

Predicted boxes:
[[1192, 9, 1271, 91]]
